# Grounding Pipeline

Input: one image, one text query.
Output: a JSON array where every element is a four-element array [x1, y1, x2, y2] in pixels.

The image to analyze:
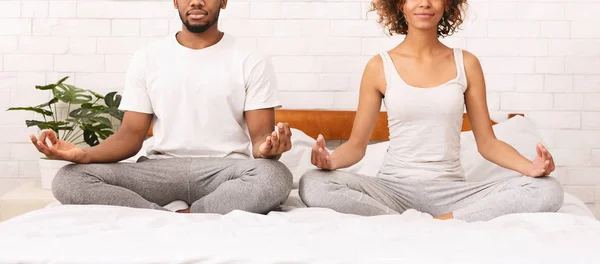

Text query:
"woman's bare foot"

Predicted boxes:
[[434, 212, 454, 220], [176, 208, 190, 213]]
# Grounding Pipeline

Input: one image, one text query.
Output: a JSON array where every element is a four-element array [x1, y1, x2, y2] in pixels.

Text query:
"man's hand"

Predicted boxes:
[[30, 130, 88, 163], [523, 143, 555, 177], [311, 134, 336, 170], [258, 122, 292, 158]]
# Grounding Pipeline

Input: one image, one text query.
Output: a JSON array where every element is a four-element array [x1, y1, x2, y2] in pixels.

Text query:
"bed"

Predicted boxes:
[[0, 110, 599, 263]]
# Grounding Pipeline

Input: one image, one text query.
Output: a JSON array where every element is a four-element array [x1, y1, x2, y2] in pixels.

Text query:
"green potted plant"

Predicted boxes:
[[7, 76, 124, 189]]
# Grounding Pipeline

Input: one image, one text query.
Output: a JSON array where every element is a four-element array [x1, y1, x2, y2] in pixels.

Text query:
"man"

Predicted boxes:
[[29, 0, 293, 214]]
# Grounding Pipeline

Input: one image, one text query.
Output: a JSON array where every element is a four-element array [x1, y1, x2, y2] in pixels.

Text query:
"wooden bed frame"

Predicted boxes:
[[147, 110, 523, 140], [273, 110, 524, 141]]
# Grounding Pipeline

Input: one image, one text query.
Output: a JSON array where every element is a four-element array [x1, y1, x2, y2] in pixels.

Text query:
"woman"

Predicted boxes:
[[298, 0, 564, 222]]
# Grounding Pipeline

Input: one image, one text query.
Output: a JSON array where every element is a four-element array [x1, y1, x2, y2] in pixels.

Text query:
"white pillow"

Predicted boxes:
[[460, 115, 549, 182], [278, 128, 315, 189], [341, 142, 389, 176]]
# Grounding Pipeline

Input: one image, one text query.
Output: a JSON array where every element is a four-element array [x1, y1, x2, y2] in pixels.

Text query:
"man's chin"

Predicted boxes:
[[184, 24, 211, 34]]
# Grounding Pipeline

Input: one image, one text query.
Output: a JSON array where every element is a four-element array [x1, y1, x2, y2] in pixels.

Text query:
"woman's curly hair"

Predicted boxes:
[[369, 0, 468, 37]]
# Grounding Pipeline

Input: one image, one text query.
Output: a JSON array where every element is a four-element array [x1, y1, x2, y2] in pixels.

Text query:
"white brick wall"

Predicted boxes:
[[0, 0, 599, 219]]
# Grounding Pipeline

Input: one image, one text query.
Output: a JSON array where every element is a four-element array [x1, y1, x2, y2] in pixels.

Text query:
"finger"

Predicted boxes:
[[39, 131, 50, 148], [47, 130, 59, 146], [283, 122, 291, 138], [541, 147, 550, 161], [36, 141, 53, 158], [280, 123, 292, 150], [29, 134, 44, 152], [316, 148, 324, 168], [324, 156, 333, 170], [268, 132, 278, 154], [315, 149, 323, 168], [318, 134, 327, 149], [277, 122, 285, 137], [318, 148, 329, 167], [536, 143, 543, 157], [311, 150, 317, 165]]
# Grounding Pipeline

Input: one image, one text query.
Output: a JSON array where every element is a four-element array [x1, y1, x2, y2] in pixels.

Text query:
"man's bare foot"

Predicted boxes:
[[434, 212, 454, 220], [176, 208, 190, 213]]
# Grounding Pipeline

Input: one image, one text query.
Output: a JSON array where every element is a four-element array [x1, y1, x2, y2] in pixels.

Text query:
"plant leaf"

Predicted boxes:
[[91, 116, 112, 127], [104, 92, 124, 121], [25, 120, 72, 132], [7, 107, 53, 116], [34, 97, 59, 108], [104, 92, 121, 107], [56, 76, 69, 85], [69, 108, 97, 118], [35, 84, 56, 90], [54, 83, 92, 104], [35, 76, 69, 91], [107, 107, 124, 120], [83, 130, 99, 146], [88, 90, 104, 100], [80, 103, 106, 111]]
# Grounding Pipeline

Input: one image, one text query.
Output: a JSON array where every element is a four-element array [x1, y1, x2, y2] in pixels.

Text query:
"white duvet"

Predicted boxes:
[[0, 190, 599, 264], [2, 117, 599, 263], [2, 196, 598, 264]]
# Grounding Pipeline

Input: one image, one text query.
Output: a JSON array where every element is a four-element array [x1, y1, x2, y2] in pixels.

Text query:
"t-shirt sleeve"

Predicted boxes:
[[119, 49, 153, 114], [244, 54, 282, 111]]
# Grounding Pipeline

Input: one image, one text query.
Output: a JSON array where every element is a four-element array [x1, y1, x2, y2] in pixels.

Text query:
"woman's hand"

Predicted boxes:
[[311, 134, 336, 170], [523, 143, 555, 177]]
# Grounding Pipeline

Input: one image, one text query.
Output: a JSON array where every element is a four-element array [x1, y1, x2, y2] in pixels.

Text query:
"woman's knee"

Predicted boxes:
[[298, 169, 338, 207], [523, 176, 564, 213]]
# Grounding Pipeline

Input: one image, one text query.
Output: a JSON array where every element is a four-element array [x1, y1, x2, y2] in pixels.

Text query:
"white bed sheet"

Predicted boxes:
[[0, 191, 599, 264]]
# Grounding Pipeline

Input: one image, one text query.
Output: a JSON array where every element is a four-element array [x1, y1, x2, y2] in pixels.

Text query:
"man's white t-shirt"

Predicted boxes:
[[119, 33, 281, 159]]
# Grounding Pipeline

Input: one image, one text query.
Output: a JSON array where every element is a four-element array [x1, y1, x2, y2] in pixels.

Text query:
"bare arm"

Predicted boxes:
[[463, 51, 555, 177], [246, 108, 291, 160], [32, 111, 152, 164], [313, 56, 386, 170], [82, 111, 153, 163]]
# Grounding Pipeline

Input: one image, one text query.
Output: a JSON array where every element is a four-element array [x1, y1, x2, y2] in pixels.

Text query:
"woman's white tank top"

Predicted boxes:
[[378, 48, 468, 181]]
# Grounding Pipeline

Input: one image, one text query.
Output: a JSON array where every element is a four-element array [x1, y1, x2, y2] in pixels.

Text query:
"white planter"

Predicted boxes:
[[39, 159, 72, 190]]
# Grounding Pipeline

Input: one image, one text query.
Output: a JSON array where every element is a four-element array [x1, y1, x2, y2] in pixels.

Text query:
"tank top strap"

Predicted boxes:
[[378, 51, 395, 88], [453, 48, 467, 92]]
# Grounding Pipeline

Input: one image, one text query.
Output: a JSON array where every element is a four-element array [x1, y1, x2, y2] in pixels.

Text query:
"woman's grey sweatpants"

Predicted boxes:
[[52, 157, 293, 214], [299, 170, 564, 222]]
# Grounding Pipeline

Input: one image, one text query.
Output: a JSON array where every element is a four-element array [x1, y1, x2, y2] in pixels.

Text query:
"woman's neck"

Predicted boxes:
[[400, 28, 444, 57]]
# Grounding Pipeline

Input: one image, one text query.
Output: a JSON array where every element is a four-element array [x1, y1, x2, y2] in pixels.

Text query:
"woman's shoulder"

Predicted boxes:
[[456, 48, 481, 68]]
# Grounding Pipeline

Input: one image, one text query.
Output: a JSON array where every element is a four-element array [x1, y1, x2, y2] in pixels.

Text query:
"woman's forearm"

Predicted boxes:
[[478, 139, 533, 176], [329, 141, 366, 170]]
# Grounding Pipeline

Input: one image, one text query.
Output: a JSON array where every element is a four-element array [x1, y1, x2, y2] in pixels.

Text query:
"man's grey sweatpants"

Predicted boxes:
[[299, 169, 564, 222], [52, 157, 293, 214]]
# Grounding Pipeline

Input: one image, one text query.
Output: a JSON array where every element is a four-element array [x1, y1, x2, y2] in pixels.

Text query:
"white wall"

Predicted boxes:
[[0, 0, 599, 218]]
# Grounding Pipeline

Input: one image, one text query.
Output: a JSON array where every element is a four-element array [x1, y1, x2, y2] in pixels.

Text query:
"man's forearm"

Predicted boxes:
[[82, 133, 143, 163]]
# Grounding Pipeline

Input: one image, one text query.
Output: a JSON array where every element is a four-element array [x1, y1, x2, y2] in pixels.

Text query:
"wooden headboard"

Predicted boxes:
[[147, 110, 523, 140], [273, 110, 523, 141]]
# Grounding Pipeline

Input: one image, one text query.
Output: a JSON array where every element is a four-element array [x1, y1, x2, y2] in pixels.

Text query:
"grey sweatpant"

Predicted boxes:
[[299, 169, 564, 222], [52, 157, 293, 214]]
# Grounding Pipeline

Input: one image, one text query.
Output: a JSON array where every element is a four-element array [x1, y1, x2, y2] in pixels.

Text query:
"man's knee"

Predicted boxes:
[[52, 164, 104, 205], [248, 159, 293, 202]]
